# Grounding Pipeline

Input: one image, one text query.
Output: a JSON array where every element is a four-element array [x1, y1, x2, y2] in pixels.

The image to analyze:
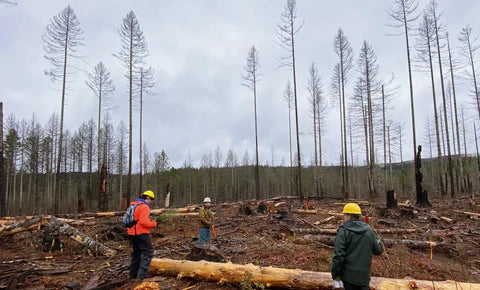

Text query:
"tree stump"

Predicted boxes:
[[186, 241, 225, 262], [386, 190, 398, 208], [256, 202, 268, 214], [415, 145, 431, 207]]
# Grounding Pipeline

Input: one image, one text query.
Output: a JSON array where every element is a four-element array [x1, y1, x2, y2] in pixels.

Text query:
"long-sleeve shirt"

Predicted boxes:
[[127, 199, 157, 235], [199, 207, 214, 228]]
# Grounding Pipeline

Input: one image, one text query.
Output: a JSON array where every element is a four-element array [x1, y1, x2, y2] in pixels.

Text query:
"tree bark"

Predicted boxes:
[[48, 216, 116, 256], [386, 189, 398, 209], [148, 258, 479, 289], [0, 217, 45, 237]]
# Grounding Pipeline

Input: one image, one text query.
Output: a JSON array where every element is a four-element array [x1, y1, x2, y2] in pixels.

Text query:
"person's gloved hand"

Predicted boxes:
[[333, 277, 343, 289]]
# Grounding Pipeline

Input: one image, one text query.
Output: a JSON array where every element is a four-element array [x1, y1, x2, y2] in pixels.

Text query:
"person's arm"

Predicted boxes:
[[331, 227, 347, 280], [372, 230, 384, 255], [138, 205, 157, 228], [199, 208, 210, 226]]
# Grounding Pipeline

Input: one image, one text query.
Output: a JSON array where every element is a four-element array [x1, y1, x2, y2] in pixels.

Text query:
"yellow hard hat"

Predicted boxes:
[[143, 190, 155, 200], [342, 203, 362, 215]]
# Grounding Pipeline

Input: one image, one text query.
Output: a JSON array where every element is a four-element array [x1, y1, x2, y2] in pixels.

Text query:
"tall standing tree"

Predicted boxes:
[[316, 73, 327, 197], [115, 121, 128, 208], [43, 6, 83, 213], [283, 80, 294, 194], [0, 102, 5, 217], [357, 40, 381, 198], [115, 11, 148, 208], [242, 46, 261, 200], [446, 32, 466, 191], [86, 62, 115, 211], [276, 0, 304, 200], [416, 12, 445, 196], [428, 0, 455, 197], [331, 63, 346, 193], [307, 62, 322, 196], [459, 25, 480, 121], [136, 66, 154, 193], [333, 28, 354, 199], [389, 0, 420, 202]]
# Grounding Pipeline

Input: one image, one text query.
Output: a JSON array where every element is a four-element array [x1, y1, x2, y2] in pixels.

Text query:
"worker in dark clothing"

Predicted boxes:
[[127, 190, 157, 281], [331, 203, 384, 290]]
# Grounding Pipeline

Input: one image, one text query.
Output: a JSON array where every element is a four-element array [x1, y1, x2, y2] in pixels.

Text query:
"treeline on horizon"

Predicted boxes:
[[1, 0, 480, 215]]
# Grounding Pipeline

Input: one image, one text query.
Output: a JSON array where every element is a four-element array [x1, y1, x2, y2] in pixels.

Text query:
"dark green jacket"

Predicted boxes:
[[331, 219, 383, 286]]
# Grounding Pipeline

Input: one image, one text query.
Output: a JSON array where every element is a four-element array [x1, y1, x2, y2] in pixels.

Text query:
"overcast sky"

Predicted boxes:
[[1, 0, 480, 169]]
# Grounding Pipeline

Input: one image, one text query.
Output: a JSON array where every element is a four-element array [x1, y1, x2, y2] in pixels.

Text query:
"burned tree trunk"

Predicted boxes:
[[415, 145, 431, 207], [386, 190, 398, 209], [98, 164, 107, 211]]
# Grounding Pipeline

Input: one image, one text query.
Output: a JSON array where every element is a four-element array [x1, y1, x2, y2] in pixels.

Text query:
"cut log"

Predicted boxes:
[[314, 216, 335, 225], [301, 235, 449, 250], [333, 201, 370, 206], [149, 258, 480, 289], [292, 209, 317, 214], [439, 216, 453, 223], [453, 210, 480, 217], [0, 217, 46, 237], [47, 216, 117, 256], [327, 211, 344, 217], [292, 228, 418, 235]]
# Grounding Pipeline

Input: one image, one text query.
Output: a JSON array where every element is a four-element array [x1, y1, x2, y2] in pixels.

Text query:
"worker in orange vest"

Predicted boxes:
[[127, 190, 157, 281]]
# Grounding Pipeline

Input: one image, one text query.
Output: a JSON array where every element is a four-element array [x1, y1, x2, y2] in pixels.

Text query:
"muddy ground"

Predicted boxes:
[[1, 195, 479, 289]]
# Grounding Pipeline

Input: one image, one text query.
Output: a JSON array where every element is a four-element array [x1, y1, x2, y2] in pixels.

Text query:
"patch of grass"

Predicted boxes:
[[240, 272, 265, 290]]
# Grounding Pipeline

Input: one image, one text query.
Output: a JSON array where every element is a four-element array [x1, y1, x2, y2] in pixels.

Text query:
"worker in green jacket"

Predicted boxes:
[[198, 197, 214, 243], [331, 203, 384, 290]]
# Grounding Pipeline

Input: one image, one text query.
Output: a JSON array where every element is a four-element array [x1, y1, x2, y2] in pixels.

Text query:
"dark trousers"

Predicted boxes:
[[342, 280, 369, 290], [129, 234, 153, 280]]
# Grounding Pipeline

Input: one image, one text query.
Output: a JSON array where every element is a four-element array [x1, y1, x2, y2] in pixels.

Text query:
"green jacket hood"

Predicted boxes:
[[341, 219, 370, 234]]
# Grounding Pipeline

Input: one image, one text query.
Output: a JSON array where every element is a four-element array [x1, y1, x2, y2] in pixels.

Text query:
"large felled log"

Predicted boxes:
[[47, 216, 117, 256], [301, 235, 448, 250], [0, 217, 46, 237], [149, 258, 480, 289], [292, 228, 418, 235]]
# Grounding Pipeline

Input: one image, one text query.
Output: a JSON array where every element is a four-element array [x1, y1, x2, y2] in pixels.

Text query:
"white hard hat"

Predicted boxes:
[[203, 197, 212, 203]]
